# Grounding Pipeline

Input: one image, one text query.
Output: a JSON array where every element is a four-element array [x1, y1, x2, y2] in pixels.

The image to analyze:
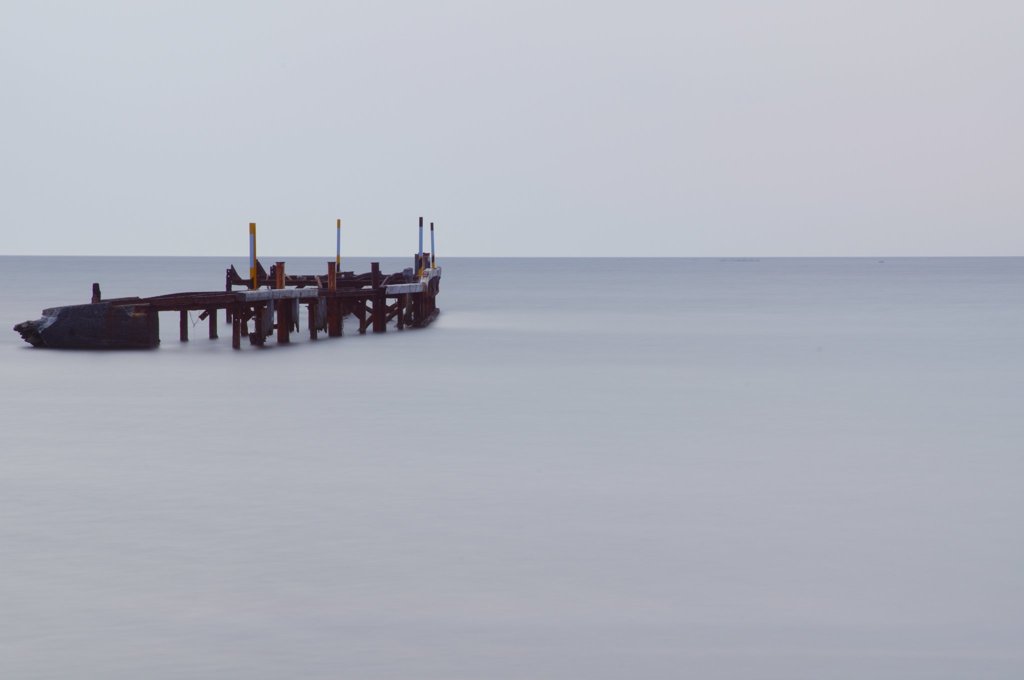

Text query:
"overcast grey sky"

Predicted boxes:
[[2, 1, 1021, 256]]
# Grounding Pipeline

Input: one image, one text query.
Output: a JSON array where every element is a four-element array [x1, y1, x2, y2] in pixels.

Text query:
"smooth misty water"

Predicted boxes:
[[1, 256, 1022, 679]]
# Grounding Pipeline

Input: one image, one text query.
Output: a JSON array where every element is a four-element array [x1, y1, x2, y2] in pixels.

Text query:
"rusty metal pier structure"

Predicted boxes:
[[14, 219, 442, 350], [155, 254, 438, 349]]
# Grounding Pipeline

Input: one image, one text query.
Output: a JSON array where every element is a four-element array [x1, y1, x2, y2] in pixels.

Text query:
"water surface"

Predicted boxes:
[[2, 256, 1022, 679]]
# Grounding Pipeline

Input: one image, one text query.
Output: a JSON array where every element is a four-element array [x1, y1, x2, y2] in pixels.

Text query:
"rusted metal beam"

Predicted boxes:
[[385, 301, 400, 324], [226, 260, 271, 290]]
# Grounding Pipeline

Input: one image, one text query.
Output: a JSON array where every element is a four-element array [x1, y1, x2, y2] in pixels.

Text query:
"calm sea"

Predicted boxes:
[[2, 256, 1022, 679]]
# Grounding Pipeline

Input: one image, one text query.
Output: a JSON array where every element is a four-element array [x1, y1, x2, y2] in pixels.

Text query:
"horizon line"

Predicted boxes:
[[0, 253, 1021, 260]]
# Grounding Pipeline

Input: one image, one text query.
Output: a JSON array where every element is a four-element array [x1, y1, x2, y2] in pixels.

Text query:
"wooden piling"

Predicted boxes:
[[179, 310, 189, 341], [274, 262, 289, 344], [231, 306, 241, 349], [277, 300, 290, 344], [91, 283, 101, 304], [356, 299, 367, 335], [208, 309, 218, 339], [253, 305, 265, 346], [225, 269, 233, 323], [308, 301, 318, 340], [239, 305, 249, 341], [372, 294, 386, 333], [327, 262, 341, 337], [371, 262, 386, 333]]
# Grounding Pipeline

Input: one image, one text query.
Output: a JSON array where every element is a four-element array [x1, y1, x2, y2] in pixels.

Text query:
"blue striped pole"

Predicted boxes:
[[430, 222, 435, 269]]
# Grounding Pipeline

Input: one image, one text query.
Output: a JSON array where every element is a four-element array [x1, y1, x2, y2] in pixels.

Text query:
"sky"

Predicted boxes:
[[1, 1, 1021, 257]]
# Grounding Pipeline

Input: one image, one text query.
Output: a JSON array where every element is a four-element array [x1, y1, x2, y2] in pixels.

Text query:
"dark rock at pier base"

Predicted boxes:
[[14, 302, 159, 349]]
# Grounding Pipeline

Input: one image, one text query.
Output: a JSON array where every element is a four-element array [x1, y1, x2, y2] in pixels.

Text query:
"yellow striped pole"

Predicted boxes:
[[249, 222, 257, 290], [336, 218, 341, 268]]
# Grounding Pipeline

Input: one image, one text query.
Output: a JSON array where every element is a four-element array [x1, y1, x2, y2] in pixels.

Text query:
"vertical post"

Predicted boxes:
[[373, 294, 386, 333], [208, 309, 218, 339], [430, 222, 435, 269], [179, 310, 189, 341], [356, 299, 367, 334], [253, 305, 265, 346], [232, 305, 241, 349], [277, 302, 290, 344], [225, 268, 233, 323], [275, 261, 285, 290], [418, 216, 424, 276], [336, 218, 341, 269], [327, 261, 340, 337], [308, 301, 318, 340], [249, 222, 258, 289], [370, 263, 385, 333], [274, 262, 287, 343], [91, 283, 101, 304], [397, 294, 406, 330]]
